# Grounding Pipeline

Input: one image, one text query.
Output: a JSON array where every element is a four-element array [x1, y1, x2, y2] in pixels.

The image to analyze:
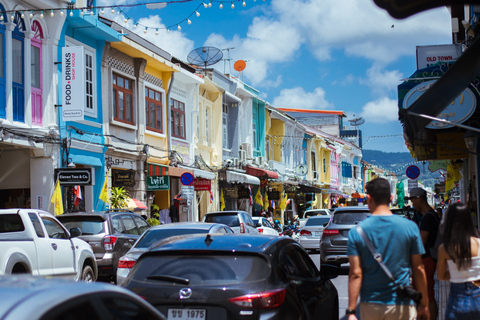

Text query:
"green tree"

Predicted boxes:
[[110, 187, 129, 209]]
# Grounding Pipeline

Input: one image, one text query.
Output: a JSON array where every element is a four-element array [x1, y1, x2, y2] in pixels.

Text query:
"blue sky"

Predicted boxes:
[[98, 0, 453, 153]]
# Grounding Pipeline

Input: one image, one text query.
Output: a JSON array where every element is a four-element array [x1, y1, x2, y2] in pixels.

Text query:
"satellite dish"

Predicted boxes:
[[233, 60, 246, 72], [187, 46, 223, 69], [349, 117, 365, 126]]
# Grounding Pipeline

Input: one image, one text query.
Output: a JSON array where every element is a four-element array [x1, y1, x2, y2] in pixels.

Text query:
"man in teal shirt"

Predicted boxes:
[[346, 178, 429, 320]]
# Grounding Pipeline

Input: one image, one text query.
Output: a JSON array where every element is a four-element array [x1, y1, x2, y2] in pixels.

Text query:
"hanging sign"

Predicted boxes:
[[62, 46, 85, 122], [146, 175, 169, 191], [55, 168, 92, 185], [112, 169, 136, 187], [193, 179, 211, 191]]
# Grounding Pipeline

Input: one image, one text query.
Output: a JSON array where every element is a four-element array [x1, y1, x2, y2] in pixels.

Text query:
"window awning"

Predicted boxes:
[[169, 166, 193, 177], [298, 183, 322, 194], [193, 168, 216, 180], [147, 163, 168, 176], [226, 171, 260, 185], [245, 166, 279, 179]]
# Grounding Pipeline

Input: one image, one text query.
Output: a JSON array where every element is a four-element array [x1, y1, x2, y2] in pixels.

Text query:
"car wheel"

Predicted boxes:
[[81, 265, 95, 283]]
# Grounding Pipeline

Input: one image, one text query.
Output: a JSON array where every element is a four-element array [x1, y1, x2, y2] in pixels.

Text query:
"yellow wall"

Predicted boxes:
[[270, 119, 285, 162]]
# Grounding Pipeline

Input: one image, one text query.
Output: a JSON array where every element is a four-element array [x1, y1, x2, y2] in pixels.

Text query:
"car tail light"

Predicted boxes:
[[240, 222, 245, 233], [104, 236, 118, 251], [229, 288, 286, 309], [258, 228, 264, 234], [300, 230, 311, 236], [118, 256, 136, 269], [322, 230, 340, 236]]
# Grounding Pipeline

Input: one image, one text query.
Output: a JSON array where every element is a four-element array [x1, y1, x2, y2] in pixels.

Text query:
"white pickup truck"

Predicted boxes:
[[0, 209, 97, 281]]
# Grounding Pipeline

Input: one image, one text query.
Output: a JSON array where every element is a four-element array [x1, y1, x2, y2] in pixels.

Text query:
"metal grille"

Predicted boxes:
[[106, 56, 134, 76]]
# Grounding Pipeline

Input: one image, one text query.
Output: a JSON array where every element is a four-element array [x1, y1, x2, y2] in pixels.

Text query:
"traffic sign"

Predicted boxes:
[[181, 185, 195, 200], [180, 172, 194, 186], [406, 165, 421, 180]]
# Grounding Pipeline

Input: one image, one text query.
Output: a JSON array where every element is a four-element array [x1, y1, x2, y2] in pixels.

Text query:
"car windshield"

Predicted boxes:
[[305, 217, 331, 226], [58, 216, 105, 235], [136, 229, 210, 248], [132, 254, 270, 285], [332, 212, 369, 224], [306, 210, 328, 216], [204, 214, 239, 227]]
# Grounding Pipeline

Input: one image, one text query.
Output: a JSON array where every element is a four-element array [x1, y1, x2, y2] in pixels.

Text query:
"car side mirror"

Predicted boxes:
[[320, 263, 339, 280], [69, 227, 82, 238]]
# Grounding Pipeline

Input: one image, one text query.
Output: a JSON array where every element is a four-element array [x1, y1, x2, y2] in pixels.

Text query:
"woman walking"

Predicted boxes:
[[437, 202, 480, 320]]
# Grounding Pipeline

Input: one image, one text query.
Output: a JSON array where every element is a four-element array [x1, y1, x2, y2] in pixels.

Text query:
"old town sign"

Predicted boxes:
[[374, 0, 480, 19]]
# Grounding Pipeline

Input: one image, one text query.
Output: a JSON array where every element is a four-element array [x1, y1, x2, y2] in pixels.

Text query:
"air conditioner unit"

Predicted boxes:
[[258, 156, 266, 166], [239, 150, 247, 162], [240, 143, 253, 159], [233, 158, 239, 167], [252, 157, 258, 165]]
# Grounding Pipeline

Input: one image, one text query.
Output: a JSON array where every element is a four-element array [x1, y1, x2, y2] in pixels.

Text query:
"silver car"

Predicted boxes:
[[298, 215, 332, 252], [203, 211, 259, 234], [116, 222, 233, 284], [320, 206, 371, 267], [252, 217, 279, 235], [0, 276, 165, 320]]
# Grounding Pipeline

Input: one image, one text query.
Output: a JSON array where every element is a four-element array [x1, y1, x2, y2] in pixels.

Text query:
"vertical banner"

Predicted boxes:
[[62, 46, 85, 122]]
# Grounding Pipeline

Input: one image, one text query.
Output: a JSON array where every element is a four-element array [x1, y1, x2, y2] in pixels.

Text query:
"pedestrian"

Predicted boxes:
[[405, 187, 439, 320], [437, 202, 480, 320], [347, 178, 429, 320]]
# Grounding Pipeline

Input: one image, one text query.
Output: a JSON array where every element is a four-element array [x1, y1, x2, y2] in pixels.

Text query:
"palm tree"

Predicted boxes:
[[110, 187, 129, 209]]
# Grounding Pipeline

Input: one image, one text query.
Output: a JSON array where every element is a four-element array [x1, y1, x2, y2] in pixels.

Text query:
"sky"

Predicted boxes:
[[98, 0, 453, 153]]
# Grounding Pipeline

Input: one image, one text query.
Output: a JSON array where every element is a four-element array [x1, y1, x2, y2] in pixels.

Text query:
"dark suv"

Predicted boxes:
[[320, 206, 371, 267], [57, 209, 150, 282]]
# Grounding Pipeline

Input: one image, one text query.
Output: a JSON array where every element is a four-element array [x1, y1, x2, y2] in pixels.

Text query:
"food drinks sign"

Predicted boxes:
[[62, 46, 85, 122]]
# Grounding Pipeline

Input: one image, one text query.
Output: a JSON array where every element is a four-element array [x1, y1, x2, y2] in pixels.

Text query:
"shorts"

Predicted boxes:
[[360, 302, 417, 320], [423, 256, 436, 302]]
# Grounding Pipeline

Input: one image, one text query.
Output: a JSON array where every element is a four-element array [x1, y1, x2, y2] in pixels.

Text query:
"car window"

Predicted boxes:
[[305, 217, 331, 226], [292, 248, 318, 278], [132, 255, 271, 285], [0, 213, 25, 233], [332, 212, 369, 224], [28, 212, 45, 237], [112, 216, 125, 233], [282, 249, 302, 278], [133, 216, 149, 234], [40, 296, 100, 320], [243, 213, 253, 227], [205, 214, 239, 227], [58, 216, 105, 235], [121, 216, 139, 235], [135, 229, 210, 248], [41, 217, 68, 239]]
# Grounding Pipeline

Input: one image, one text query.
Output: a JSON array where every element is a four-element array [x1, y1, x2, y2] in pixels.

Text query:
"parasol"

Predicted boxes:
[[125, 198, 148, 211]]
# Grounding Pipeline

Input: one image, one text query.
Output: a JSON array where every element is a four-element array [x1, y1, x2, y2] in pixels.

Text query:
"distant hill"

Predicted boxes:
[[362, 149, 442, 189]]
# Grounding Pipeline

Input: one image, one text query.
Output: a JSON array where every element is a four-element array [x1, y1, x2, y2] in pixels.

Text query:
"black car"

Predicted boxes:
[[121, 234, 339, 320], [57, 209, 150, 282]]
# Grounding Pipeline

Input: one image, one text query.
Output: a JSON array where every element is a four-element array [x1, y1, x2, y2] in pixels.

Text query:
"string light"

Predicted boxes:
[[133, 23, 137, 28], [20, 11, 24, 18], [90, 10, 94, 15], [11, 13, 15, 20], [203, 2, 208, 8], [0, 15, 3, 21], [220, 2, 223, 9], [124, 17, 128, 23], [187, 18, 191, 24], [243, 0, 246, 6], [80, 10, 84, 16], [69, 11, 73, 17], [209, 0, 212, 7], [111, 8, 115, 14], [30, 11, 34, 18], [177, 24, 181, 30], [195, 11, 200, 17], [144, 27, 148, 33], [60, 9, 64, 16], [231, 2, 235, 8], [155, 28, 159, 35], [50, 10, 54, 17], [101, 8, 105, 14]]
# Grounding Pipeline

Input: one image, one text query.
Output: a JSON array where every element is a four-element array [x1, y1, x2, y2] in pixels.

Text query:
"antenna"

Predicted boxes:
[[348, 114, 365, 128], [187, 47, 223, 71], [222, 47, 235, 74], [233, 60, 246, 80]]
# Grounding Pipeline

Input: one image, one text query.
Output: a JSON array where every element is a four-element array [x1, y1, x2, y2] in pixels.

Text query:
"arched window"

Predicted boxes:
[[12, 11, 25, 122], [31, 20, 43, 125], [0, 4, 6, 118]]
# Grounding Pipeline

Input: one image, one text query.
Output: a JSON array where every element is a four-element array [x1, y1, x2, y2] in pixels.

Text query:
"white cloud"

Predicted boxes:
[[271, 87, 333, 109], [360, 65, 404, 96], [360, 97, 398, 123]]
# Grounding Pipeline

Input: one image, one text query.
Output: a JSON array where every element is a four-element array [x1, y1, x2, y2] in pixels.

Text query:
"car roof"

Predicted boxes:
[[58, 209, 136, 219], [205, 211, 247, 215], [333, 206, 371, 213], [146, 233, 292, 254], [307, 215, 331, 220], [148, 222, 227, 231]]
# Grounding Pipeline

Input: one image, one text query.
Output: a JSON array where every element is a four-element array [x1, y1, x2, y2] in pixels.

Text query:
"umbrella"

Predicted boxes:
[[125, 198, 148, 211]]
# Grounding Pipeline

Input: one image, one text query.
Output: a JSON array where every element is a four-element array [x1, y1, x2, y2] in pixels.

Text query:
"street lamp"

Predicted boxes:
[[464, 130, 478, 152]]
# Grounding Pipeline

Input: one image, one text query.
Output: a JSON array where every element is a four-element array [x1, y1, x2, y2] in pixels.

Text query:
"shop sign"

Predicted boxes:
[[61, 46, 85, 122], [181, 185, 195, 200], [416, 44, 462, 69], [146, 175, 169, 191], [55, 168, 92, 185], [172, 139, 190, 164], [237, 187, 250, 199], [112, 169, 136, 187], [287, 192, 296, 199], [224, 187, 238, 199], [268, 191, 280, 200], [193, 179, 211, 191], [436, 132, 469, 160], [403, 80, 477, 130]]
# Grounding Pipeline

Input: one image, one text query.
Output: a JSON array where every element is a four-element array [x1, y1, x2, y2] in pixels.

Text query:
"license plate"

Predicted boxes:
[[315, 231, 322, 236], [168, 309, 206, 320]]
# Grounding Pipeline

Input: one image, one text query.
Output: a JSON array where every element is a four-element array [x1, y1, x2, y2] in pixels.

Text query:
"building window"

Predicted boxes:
[[145, 87, 163, 133], [31, 21, 43, 125], [252, 106, 257, 150], [0, 23, 6, 119], [222, 103, 228, 149], [170, 98, 185, 138], [12, 12, 25, 123], [113, 73, 134, 124], [323, 158, 327, 173], [205, 108, 209, 143]]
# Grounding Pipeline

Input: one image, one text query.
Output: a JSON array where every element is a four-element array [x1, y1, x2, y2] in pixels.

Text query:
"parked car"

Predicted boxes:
[[298, 215, 332, 252], [117, 222, 234, 284], [57, 209, 150, 282], [252, 217, 279, 235], [0, 209, 96, 282], [121, 234, 339, 320], [320, 206, 371, 267], [203, 211, 259, 234], [0, 276, 166, 320]]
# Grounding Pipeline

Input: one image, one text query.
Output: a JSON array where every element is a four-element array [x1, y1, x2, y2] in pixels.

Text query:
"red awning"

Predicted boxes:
[[245, 166, 279, 179]]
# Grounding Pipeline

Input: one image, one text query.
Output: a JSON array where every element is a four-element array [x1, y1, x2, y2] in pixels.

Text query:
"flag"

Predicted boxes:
[[446, 160, 462, 192], [220, 189, 225, 211], [264, 191, 269, 210], [50, 180, 64, 215], [248, 186, 253, 206], [209, 190, 213, 204], [99, 174, 109, 203], [270, 200, 275, 210], [332, 197, 337, 205], [279, 192, 288, 210], [311, 194, 317, 207], [255, 189, 263, 205], [74, 185, 83, 207], [174, 192, 184, 201]]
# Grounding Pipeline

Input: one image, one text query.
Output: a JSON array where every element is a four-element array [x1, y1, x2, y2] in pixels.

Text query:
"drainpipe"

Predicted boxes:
[[166, 71, 175, 160]]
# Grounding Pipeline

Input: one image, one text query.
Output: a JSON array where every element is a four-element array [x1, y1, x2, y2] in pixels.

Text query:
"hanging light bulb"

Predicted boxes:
[[124, 17, 128, 23], [133, 23, 137, 28], [231, 2, 235, 8], [209, 0, 212, 7], [203, 2, 208, 8], [60, 9, 64, 16], [219, 2, 223, 9], [20, 11, 24, 19], [195, 11, 200, 17], [30, 11, 34, 18], [0, 15, 3, 21], [80, 10, 84, 16], [40, 11, 44, 18], [187, 18, 191, 24], [70, 10, 73, 17], [101, 8, 105, 14], [50, 10, 54, 17], [155, 28, 159, 35], [111, 8, 115, 14], [167, 28, 170, 33], [243, 0, 246, 6], [144, 28, 147, 34], [90, 10, 94, 16], [177, 24, 181, 30]]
